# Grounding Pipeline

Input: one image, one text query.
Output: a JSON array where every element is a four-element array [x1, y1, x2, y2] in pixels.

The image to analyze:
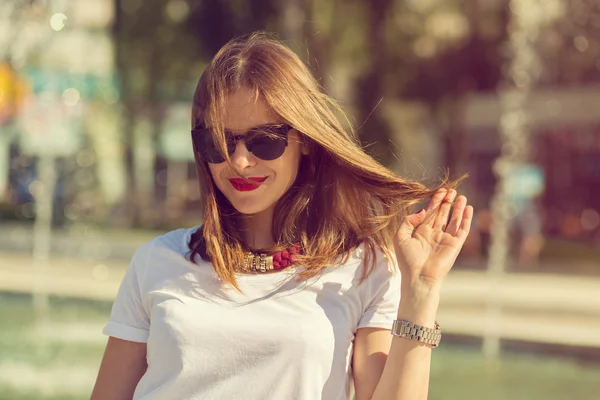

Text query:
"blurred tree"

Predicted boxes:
[[304, 0, 509, 171], [113, 0, 162, 227], [113, 0, 199, 227], [185, 0, 278, 54], [538, 0, 600, 86], [387, 0, 508, 176], [354, 0, 395, 166], [113, 0, 280, 227]]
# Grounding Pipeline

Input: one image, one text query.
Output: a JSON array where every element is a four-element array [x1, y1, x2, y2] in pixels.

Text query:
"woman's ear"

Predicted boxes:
[[301, 143, 310, 156], [300, 135, 310, 156]]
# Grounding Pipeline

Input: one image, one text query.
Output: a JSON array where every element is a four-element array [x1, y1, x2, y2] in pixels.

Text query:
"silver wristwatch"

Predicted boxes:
[[391, 320, 442, 348]]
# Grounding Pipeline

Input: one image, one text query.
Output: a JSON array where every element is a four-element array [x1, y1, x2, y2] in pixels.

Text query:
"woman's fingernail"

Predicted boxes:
[[417, 208, 426, 215]]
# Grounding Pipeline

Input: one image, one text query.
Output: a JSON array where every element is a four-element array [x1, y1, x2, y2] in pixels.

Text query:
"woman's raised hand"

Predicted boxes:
[[394, 188, 474, 290]]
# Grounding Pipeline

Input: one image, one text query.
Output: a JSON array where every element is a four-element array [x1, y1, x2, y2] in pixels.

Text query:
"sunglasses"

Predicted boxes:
[[191, 123, 292, 164]]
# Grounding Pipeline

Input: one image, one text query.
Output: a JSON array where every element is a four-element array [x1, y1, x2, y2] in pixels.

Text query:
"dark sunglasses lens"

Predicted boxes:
[[193, 125, 290, 162], [193, 129, 226, 163], [248, 128, 288, 160]]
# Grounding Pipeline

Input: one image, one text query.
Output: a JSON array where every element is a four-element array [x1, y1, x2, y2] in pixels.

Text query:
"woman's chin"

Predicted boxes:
[[229, 199, 274, 216]]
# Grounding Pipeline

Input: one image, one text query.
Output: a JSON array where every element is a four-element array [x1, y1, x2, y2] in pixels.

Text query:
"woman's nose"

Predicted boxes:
[[229, 139, 256, 169]]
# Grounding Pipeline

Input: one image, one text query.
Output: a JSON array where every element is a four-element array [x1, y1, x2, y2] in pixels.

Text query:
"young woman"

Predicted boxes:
[[91, 32, 473, 400]]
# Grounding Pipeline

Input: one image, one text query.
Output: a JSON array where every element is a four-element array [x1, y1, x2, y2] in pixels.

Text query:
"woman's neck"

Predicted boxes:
[[239, 207, 275, 250]]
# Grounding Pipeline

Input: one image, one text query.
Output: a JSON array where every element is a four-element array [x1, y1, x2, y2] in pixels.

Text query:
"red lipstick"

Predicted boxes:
[[228, 177, 266, 192]]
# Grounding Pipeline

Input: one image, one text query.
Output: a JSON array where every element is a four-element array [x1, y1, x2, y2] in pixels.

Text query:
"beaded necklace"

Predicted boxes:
[[242, 244, 302, 273]]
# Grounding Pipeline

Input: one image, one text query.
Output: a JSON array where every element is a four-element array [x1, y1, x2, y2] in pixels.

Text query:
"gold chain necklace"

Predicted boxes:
[[243, 252, 273, 273]]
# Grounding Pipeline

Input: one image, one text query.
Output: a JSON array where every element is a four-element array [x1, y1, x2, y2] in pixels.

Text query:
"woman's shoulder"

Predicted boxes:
[[327, 243, 398, 283], [129, 226, 199, 269]]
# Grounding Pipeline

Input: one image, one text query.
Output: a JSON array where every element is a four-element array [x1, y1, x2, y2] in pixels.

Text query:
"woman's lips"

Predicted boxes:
[[228, 177, 267, 192]]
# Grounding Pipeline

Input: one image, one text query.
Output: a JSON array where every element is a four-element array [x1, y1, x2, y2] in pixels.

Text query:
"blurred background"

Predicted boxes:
[[1, 0, 599, 399]]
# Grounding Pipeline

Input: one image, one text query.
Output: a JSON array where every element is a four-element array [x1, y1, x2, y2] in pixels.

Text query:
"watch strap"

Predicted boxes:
[[391, 319, 442, 348]]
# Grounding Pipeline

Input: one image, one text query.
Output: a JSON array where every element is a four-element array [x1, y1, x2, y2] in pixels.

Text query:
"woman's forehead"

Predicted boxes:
[[221, 87, 279, 131]]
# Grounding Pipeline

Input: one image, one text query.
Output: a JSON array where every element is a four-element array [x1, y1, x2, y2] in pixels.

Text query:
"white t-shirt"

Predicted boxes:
[[103, 227, 401, 400]]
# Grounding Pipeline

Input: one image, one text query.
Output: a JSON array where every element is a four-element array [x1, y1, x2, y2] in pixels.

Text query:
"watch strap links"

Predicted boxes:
[[391, 319, 442, 348]]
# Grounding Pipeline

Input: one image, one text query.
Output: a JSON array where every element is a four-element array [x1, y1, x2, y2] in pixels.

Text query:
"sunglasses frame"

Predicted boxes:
[[191, 123, 293, 164]]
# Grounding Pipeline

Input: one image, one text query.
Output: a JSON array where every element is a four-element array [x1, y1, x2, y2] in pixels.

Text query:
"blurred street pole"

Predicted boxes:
[[484, 0, 563, 363], [31, 155, 55, 319]]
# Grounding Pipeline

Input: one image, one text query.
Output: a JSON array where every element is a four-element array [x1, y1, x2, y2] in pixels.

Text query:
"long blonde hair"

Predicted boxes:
[[189, 32, 457, 290]]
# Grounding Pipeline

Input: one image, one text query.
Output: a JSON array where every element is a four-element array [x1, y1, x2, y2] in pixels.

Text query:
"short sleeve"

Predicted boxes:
[[357, 249, 401, 330], [102, 245, 151, 343]]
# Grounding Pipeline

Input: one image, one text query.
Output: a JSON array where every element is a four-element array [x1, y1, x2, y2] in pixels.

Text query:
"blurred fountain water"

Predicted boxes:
[[484, 0, 565, 364]]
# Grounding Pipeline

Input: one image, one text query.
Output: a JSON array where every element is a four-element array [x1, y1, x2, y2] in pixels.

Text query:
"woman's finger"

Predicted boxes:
[[445, 195, 467, 236], [396, 209, 428, 241], [426, 188, 447, 211], [457, 205, 474, 241], [421, 188, 447, 227], [433, 189, 457, 230]]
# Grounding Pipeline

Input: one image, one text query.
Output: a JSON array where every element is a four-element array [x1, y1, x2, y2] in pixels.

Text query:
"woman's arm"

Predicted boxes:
[[353, 287, 439, 400], [354, 188, 472, 400], [90, 337, 147, 400]]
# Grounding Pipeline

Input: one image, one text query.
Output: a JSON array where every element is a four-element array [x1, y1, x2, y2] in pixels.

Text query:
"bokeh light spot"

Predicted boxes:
[[63, 88, 81, 107], [574, 36, 589, 52], [20, 202, 36, 219], [413, 37, 437, 58], [64, 204, 79, 221], [50, 13, 68, 31], [166, 0, 190, 23], [28, 180, 44, 197], [581, 209, 600, 231]]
